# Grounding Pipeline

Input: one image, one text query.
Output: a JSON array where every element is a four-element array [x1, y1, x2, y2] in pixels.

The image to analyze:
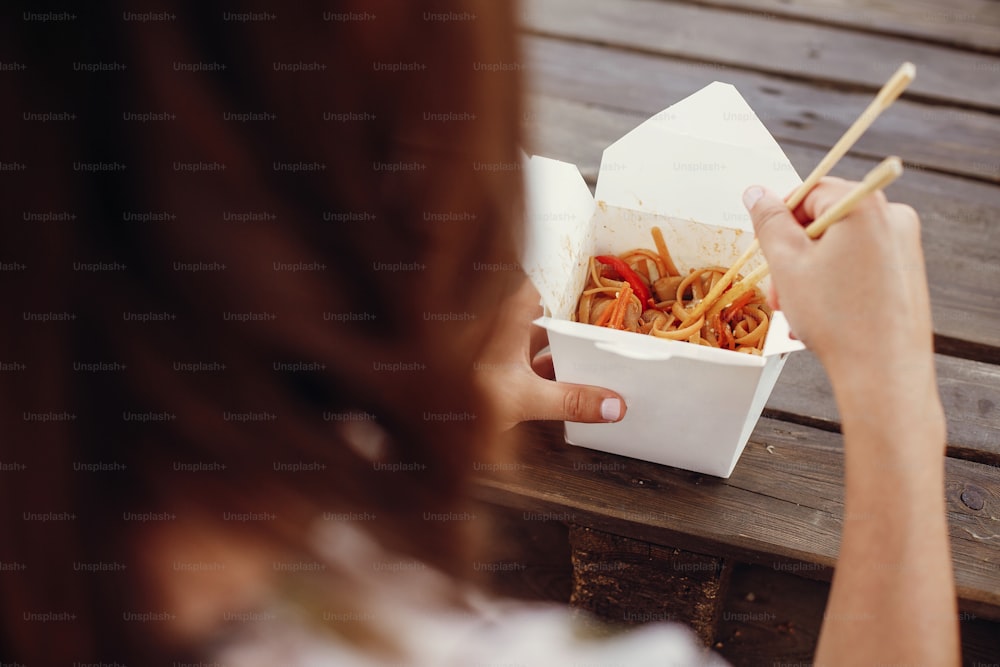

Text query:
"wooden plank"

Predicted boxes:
[[568, 525, 731, 645], [767, 351, 1000, 465], [523, 35, 1000, 183], [521, 0, 1000, 112], [471, 419, 1000, 620], [523, 94, 1000, 357], [664, 0, 1000, 54]]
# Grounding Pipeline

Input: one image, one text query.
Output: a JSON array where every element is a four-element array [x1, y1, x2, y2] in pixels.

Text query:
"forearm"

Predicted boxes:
[[816, 364, 958, 666]]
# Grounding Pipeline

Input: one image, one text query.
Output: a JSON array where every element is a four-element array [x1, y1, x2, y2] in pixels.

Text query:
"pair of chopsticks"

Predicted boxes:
[[681, 62, 916, 326]]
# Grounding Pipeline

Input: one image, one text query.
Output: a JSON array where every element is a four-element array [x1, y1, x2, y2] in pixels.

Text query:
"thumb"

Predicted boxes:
[[517, 376, 626, 424], [743, 186, 809, 264]]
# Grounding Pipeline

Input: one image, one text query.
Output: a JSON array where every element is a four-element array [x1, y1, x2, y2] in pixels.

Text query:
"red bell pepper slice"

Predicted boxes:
[[595, 255, 651, 306]]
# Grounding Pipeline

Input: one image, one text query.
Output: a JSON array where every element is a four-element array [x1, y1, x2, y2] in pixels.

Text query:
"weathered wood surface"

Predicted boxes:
[[471, 420, 1000, 620], [524, 35, 1000, 183], [663, 0, 1000, 53], [521, 0, 1000, 111], [508, 0, 1000, 658], [523, 94, 1000, 362], [767, 350, 1000, 465]]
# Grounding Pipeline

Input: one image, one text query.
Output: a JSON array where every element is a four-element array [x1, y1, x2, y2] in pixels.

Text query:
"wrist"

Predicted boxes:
[[836, 389, 946, 456], [829, 354, 946, 464], [826, 345, 936, 407]]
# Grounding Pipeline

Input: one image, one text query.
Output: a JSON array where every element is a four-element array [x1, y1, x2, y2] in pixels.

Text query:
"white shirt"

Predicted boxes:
[[214, 523, 730, 667]]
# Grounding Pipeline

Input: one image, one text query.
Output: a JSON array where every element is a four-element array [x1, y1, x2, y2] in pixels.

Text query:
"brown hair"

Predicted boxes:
[[0, 0, 523, 662]]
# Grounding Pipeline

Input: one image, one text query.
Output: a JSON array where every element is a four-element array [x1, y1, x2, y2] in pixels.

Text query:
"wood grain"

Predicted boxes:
[[523, 35, 1000, 183], [521, 0, 1000, 111], [766, 350, 1000, 464], [471, 419, 1000, 620], [660, 0, 1000, 54]]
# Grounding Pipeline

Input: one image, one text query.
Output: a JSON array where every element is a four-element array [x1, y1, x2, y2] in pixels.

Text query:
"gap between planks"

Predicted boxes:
[[520, 0, 1000, 113], [648, 0, 1000, 55], [521, 35, 1000, 184]]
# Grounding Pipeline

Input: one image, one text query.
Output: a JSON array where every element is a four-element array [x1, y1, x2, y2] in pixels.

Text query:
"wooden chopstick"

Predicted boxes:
[[678, 62, 916, 328], [786, 62, 914, 209], [703, 156, 905, 321]]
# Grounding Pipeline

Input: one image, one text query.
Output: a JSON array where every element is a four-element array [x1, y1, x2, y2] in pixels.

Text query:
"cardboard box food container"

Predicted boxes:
[[522, 82, 805, 478]]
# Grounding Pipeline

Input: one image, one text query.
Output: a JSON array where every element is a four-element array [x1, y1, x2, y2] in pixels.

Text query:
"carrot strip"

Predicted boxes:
[[608, 283, 633, 330]]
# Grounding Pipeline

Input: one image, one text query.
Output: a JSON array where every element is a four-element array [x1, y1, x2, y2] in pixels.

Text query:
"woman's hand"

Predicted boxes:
[[744, 180, 958, 667], [745, 178, 944, 448], [475, 277, 626, 431], [743, 178, 933, 380]]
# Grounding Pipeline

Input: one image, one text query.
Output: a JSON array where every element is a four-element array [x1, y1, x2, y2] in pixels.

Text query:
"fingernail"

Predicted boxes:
[[743, 186, 764, 210], [600, 398, 622, 422]]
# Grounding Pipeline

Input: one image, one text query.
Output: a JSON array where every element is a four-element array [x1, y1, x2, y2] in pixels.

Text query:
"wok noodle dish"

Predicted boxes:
[[575, 227, 770, 354]]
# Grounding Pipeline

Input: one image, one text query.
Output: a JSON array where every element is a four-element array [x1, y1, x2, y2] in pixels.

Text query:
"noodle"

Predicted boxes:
[[574, 227, 771, 354]]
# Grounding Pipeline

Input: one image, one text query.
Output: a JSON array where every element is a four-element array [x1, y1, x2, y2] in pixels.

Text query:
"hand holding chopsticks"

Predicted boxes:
[[703, 156, 904, 321], [679, 62, 916, 329]]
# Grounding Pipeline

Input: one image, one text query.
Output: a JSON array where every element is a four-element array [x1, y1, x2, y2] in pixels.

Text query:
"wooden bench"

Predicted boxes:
[[473, 1, 1000, 664]]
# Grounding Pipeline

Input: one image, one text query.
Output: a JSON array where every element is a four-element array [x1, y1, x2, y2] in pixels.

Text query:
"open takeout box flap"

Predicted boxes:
[[649, 81, 785, 151], [522, 153, 596, 320], [762, 310, 805, 355], [595, 82, 802, 228]]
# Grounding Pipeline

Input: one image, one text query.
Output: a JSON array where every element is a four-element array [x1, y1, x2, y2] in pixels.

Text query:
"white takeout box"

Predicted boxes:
[[523, 82, 805, 478]]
